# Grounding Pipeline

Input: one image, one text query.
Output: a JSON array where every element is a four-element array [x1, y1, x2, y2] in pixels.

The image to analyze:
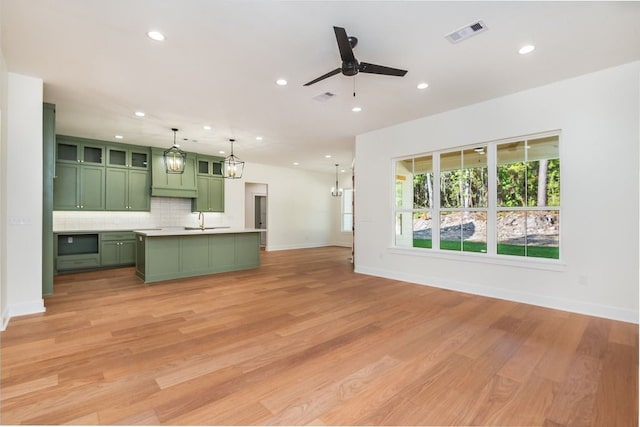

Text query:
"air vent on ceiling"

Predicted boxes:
[[313, 92, 336, 102], [445, 20, 487, 43]]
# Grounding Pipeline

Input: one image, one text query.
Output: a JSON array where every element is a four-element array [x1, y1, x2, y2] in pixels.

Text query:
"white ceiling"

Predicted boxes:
[[2, 1, 639, 173]]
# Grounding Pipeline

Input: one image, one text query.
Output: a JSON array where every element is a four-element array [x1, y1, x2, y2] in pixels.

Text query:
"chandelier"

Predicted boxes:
[[331, 163, 343, 197], [164, 128, 187, 174], [222, 138, 244, 179]]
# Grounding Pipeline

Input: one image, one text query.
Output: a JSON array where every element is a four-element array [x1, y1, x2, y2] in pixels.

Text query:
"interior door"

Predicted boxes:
[[254, 195, 267, 246]]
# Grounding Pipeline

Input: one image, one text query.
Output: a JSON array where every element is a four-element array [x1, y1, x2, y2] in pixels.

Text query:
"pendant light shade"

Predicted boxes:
[[164, 128, 187, 174], [222, 138, 244, 179], [331, 163, 343, 197]]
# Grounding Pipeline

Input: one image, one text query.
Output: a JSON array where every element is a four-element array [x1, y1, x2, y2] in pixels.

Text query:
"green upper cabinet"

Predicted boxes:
[[54, 136, 150, 211], [192, 175, 224, 212], [196, 156, 223, 176], [151, 148, 198, 198], [105, 144, 150, 211], [56, 135, 105, 165], [192, 154, 225, 212], [106, 168, 150, 211], [54, 135, 106, 210], [53, 163, 105, 210], [106, 145, 149, 170]]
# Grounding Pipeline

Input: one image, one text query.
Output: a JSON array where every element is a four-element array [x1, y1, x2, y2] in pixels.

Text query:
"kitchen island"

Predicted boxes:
[[134, 228, 261, 283]]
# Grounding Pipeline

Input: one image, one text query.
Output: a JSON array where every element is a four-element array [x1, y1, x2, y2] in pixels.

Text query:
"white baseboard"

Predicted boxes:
[[266, 242, 352, 252], [1, 307, 9, 331], [266, 242, 332, 251], [355, 265, 639, 324], [2, 300, 46, 330]]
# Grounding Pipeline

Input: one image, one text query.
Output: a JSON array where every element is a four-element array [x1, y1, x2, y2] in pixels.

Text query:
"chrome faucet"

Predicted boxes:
[[198, 212, 205, 230]]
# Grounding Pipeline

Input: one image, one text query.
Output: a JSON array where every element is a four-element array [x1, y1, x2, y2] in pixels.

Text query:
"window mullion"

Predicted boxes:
[[487, 143, 497, 255], [433, 152, 441, 250]]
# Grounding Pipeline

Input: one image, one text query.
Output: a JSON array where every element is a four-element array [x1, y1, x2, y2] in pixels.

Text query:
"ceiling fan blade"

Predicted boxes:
[[359, 62, 408, 77], [333, 26, 356, 63], [303, 68, 342, 86]]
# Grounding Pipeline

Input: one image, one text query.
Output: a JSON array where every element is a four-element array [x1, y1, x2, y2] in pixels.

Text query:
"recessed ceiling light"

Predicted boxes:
[[518, 44, 535, 55], [256, 136, 263, 141], [114, 135, 124, 139], [146, 31, 165, 41], [276, 79, 288, 86], [293, 162, 299, 166], [417, 82, 429, 90], [219, 150, 225, 154], [325, 154, 332, 158], [134, 111, 145, 117], [203, 125, 212, 130], [352, 107, 362, 112]]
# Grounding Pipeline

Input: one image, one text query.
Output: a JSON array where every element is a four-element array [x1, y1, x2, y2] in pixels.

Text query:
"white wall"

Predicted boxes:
[[3, 73, 45, 325], [355, 61, 639, 323], [228, 163, 335, 251]]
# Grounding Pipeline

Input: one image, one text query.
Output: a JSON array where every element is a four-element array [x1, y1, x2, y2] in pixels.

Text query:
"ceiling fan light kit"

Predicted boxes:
[[304, 26, 408, 87]]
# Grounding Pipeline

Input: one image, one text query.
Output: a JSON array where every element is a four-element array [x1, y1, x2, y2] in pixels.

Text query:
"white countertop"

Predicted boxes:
[[134, 227, 263, 237]]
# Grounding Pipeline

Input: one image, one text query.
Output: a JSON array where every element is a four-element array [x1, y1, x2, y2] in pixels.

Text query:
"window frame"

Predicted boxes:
[[392, 131, 562, 264], [342, 188, 354, 233]]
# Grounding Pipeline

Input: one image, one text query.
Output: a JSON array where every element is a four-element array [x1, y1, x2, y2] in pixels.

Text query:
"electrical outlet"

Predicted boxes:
[[9, 216, 32, 225]]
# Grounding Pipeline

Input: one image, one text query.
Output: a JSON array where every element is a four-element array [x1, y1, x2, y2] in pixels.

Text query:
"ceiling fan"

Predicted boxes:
[[303, 26, 408, 87]]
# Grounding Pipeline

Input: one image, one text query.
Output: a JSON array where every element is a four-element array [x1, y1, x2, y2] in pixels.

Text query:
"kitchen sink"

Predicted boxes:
[[183, 226, 230, 230]]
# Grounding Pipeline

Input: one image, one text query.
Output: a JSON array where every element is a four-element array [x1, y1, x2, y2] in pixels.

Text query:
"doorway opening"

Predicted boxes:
[[245, 183, 267, 248]]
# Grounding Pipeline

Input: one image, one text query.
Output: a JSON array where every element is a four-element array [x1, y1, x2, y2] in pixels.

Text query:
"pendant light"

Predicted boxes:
[[331, 163, 343, 197], [164, 128, 187, 174], [222, 138, 244, 179]]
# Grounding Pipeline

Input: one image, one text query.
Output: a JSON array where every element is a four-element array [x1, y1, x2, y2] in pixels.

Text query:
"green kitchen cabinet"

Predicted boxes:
[[196, 155, 223, 176], [101, 232, 136, 266], [43, 103, 56, 295], [150, 148, 198, 198], [192, 154, 225, 212], [106, 168, 150, 211], [53, 163, 105, 210], [55, 232, 101, 272], [54, 136, 106, 211], [135, 231, 260, 283], [106, 145, 149, 170], [56, 136, 104, 165], [192, 175, 224, 212]]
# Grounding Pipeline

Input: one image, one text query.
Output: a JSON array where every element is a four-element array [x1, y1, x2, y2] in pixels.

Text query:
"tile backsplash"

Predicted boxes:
[[53, 197, 227, 231]]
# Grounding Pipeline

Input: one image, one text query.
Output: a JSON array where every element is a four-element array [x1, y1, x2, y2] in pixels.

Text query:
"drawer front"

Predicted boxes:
[[57, 254, 101, 271], [101, 232, 135, 241]]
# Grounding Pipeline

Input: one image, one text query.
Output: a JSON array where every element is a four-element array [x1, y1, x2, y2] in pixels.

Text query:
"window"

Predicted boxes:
[[439, 148, 488, 253], [342, 188, 353, 232], [395, 156, 433, 248], [394, 133, 560, 260], [496, 136, 560, 259]]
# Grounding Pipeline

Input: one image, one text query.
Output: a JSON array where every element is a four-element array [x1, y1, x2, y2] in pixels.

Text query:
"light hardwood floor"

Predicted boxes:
[[1, 246, 637, 425]]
